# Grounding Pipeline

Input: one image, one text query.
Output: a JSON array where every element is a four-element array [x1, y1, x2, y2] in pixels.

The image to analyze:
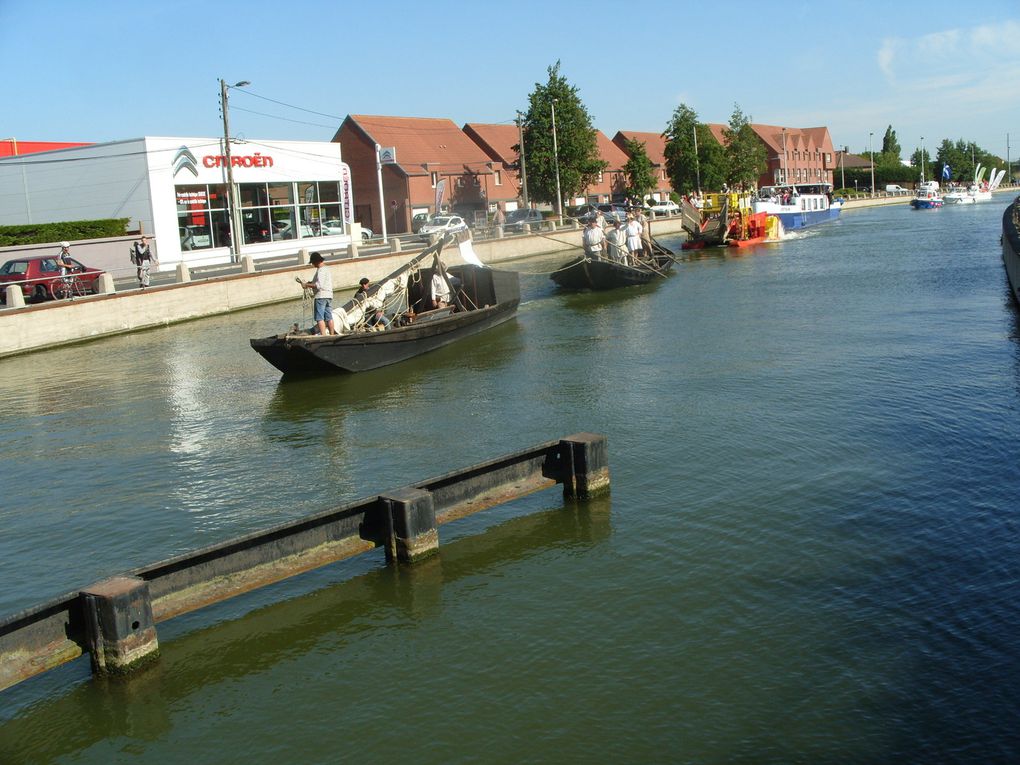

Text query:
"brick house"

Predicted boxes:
[[333, 115, 517, 234], [705, 123, 838, 189], [612, 131, 672, 200], [462, 123, 523, 211], [568, 131, 631, 206]]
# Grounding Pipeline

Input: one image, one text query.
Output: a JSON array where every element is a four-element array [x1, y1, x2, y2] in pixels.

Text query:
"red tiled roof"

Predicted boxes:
[[343, 115, 495, 176], [463, 123, 520, 165], [596, 131, 629, 171], [613, 131, 667, 166]]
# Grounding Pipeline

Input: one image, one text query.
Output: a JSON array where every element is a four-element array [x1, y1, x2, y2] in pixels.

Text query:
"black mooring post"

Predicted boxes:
[[560, 433, 610, 499], [80, 576, 160, 676], [379, 487, 439, 564]]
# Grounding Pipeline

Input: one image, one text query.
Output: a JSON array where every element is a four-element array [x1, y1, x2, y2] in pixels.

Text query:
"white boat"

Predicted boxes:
[[945, 165, 1005, 204], [910, 181, 943, 209], [751, 183, 841, 231]]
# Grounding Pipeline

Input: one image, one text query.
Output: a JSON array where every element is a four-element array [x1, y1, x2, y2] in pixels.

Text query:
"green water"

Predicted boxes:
[[2, 205, 1020, 763]]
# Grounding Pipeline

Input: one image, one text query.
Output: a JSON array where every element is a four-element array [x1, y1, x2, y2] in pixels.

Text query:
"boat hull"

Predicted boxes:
[[772, 207, 841, 230], [252, 300, 519, 375], [1002, 197, 1020, 304], [550, 253, 673, 290], [910, 199, 944, 209]]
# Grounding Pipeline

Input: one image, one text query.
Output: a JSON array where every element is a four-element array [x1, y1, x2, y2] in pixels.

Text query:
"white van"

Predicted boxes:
[[885, 185, 908, 194]]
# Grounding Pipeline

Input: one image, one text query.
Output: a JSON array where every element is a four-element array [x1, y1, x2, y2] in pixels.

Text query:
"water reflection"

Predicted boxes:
[[0, 496, 610, 761]]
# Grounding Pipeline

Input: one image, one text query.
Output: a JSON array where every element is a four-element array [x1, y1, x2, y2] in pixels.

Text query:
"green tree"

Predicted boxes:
[[520, 62, 606, 214], [909, 146, 933, 182], [722, 103, 766, 190], [881, 126, 901, 160], [662, 104, 727, 193], [622, 139, 656, 201]]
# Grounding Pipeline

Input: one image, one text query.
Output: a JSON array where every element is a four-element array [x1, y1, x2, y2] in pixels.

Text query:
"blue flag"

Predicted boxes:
[[942, 163, 951, 180]]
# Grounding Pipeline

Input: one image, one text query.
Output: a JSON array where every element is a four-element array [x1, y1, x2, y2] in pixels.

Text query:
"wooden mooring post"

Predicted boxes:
[[0, 433, 608, 692]]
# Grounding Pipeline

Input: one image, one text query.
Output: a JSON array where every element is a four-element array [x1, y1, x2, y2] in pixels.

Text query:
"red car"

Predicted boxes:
[[0, 254, 104, 303]]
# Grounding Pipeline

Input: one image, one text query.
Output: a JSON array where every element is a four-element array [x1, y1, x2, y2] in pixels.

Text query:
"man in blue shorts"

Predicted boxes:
[[299, 252, 337, 335]]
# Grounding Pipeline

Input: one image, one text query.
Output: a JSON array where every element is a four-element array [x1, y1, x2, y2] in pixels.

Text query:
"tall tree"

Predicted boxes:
[[881, 126, 901, 160], [663, 104, 699, 193], [662, 104, 727, 194], [520, 62, 606, 213], [622, 139, 656, 202], [722, 103, 766, 190]]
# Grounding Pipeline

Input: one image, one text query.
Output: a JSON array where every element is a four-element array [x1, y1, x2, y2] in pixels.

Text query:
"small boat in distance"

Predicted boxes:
[[251, 233, 520, 375], [910, 181, 944, 209], [751, 183, 841, 231]]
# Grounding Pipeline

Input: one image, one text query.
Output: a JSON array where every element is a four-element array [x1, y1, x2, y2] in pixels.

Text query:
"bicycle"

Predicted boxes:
[[50, 269, 88, 300]]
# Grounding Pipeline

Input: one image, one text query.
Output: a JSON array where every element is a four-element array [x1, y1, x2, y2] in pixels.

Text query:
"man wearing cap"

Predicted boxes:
[[582, 217, 606, 260], [55, 242, 75, 275], [298, 252, 337, 335]]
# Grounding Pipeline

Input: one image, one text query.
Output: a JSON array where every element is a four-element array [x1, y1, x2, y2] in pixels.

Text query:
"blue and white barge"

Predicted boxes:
[[751, 183, 841, 231]]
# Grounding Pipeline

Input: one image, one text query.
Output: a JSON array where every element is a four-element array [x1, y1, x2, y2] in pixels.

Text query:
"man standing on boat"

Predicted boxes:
[[607, 220, 626, 263], [582, 217, 606, 260], [299, 252, 337, 335]]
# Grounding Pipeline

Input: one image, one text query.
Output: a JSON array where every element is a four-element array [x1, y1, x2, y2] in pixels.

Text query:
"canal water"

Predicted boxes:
[[2, 201, 1019, 763]]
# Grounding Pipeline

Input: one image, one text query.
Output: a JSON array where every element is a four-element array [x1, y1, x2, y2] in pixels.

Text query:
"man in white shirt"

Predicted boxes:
[[299, 252, 337, 335], [582, 218, 606, 260]]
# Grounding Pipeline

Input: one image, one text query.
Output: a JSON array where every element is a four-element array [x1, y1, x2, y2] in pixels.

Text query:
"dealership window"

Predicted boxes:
[[176, 183, 230, 251], [236, 180, 344, 243]]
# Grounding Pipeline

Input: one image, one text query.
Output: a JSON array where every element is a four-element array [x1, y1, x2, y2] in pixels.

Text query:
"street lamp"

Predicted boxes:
[[220, 78, 250, 262], [782, 127, 788, 185], [869, 131, 875, 196], [551, 98, 563, 225], [516, 111, 530, 209], [920, 136, 926, 183]]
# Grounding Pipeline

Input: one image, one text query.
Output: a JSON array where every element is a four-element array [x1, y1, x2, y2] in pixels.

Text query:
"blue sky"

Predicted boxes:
[[3, 0, 1019, 160]]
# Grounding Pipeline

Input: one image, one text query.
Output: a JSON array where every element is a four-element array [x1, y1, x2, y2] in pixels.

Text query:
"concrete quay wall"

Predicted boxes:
[[0, 219, 686, 358]]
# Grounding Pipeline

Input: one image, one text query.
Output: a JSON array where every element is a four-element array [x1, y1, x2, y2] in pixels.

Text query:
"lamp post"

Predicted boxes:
[[922, 136, 930, 184], [375, 144, 388, 244], [840, 146, 846, 190], [220, 78, 250, 262], [869, 131, 875, 196], [516, 111, 530, 209], [693, 124, 701, 194], [551, 98, 562, 225]]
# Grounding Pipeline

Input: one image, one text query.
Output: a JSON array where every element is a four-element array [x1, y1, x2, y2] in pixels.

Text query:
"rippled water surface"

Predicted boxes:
[[2, 203, 1020, 763]]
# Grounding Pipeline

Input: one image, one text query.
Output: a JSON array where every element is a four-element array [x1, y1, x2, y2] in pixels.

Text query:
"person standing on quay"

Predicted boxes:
[[299, 252, 337, 335], [55, 241, 75, 275], [131, 235, 156, 289]]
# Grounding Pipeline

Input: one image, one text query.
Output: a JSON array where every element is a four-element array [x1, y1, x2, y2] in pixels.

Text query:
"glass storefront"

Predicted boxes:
[[175, 180, 345, 250]]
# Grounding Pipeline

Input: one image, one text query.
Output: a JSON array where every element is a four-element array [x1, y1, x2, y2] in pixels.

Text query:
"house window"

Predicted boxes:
[[431, 171, 438, 188], [597, 171, 604, 184], [494, 170, 502, 186], [660, 168, 667, 180]]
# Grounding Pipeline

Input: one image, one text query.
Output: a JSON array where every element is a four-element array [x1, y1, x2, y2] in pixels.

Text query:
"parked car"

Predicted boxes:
[[411, 213, 431, 233], [503, 208, 545, 232], [596, 203, 629, 224], [0, 254, 104, 303], [567, 204, 600, 222], [885, 185, 909, 194], [648, 200, 680, 216], [417, 215, 469, 240]]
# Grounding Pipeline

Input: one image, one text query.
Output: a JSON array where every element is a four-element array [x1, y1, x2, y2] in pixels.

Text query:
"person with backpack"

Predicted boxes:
[[131, 236, 157, 289]]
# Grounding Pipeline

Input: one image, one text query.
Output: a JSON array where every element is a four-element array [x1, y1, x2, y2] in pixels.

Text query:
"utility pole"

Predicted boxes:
[[869, 131, 875, 196], [220, 78, 249, 262], [551, 98, 563, 225], [840, 146, 846, 190], [516, 111, 529, 209], [693, 124, 701, 194]]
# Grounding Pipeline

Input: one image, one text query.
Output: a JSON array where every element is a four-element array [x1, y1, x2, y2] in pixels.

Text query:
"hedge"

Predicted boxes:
[[0, 219, 130, 247]]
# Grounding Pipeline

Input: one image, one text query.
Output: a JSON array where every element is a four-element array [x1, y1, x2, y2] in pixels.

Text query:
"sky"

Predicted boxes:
[[3, 0, 1020, 161]]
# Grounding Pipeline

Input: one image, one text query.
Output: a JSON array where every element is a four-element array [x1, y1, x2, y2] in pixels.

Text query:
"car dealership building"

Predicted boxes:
[[0, 136, 358, 267]]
